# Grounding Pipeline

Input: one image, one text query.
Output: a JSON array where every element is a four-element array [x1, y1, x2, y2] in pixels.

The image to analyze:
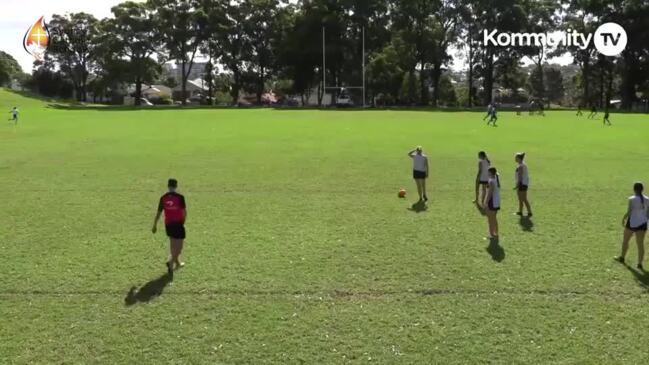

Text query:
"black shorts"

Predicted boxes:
[[413, 170, 427, 179], [479, 181, 489, 186], [517, 184, 529, 192], [165, 223, 186, 239], [487, 199, 500, 212], [626, 220, 648, 232]]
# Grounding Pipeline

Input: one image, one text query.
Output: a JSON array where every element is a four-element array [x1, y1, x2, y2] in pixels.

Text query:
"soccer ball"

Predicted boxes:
[[398, 188, 406, 198]]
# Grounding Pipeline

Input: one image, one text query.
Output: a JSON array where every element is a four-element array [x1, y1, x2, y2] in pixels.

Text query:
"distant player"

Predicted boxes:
[[474, 151, 491, 206], [615, 182, 648, 270], [152, 178, 187, 277], [603, 110, 611, 126], [9, 107, 18, 124], [487, 104, 498, 126], [538, 103, 545, 116], [483, 103, 493, 121], [587, 105, 598, 119], [408, 146, 429, 203], [576, 104, 583, 116], [514, 152, 532, 217], [485, 167, 501, 239]]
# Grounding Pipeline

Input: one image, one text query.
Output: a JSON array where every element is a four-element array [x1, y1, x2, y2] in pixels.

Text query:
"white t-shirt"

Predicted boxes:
[[479, 159, 490, 182], [412, 154, 428, 172], [11, 109, 18, 116], [517, 162, 529, 186], [489, 176, 501, 208], [628, 195, 649, 228]]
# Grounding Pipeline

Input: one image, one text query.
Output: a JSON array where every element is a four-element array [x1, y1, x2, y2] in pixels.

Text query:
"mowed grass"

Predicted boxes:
[[2, 88, 649, 364]]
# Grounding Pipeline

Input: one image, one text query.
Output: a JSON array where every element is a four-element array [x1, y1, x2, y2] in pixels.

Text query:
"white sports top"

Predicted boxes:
[[479, 159, 490, 182], [628, 195, 649, 228], [412, 154, 428, 172], [517, 162, 529, 186], [489, 176, 501, 208]]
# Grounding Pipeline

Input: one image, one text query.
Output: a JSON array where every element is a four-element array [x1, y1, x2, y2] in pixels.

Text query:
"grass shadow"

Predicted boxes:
[[124, 272, 173, 306], [486, 237, 505, 262], [407, 200, 428, 213], [621, 262, 649, 290], [519, 216, 534, 232]]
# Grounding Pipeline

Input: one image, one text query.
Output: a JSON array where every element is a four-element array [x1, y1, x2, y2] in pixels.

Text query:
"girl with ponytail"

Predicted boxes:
[[616, 182, 649, 270]]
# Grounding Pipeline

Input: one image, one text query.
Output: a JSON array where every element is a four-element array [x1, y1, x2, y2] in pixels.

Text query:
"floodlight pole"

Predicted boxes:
[[362, 26, 366, 108], [322, 26, 326, 100]]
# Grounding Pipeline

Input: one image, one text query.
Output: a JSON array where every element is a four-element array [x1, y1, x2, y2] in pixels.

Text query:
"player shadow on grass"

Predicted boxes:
[[407, 200, 428, 213], [622, 264, 649, 290], [486, 237, 505, 262], [519, 216, 534, 232], [124, 272, 173, 306]]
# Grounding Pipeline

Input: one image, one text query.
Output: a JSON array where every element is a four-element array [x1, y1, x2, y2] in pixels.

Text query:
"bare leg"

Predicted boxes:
[[421, 179, 428, 201], [415, 179, 423, 201], [481, 185, 487, 207], [170, 238, 183, 267], [517, 190, 524, 213], [523, 192, 532, 215], [619, 228, 634, 261], [636, 231, 646, 268]]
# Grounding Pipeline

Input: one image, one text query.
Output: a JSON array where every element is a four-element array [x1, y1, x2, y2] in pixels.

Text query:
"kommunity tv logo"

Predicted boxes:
[[483, 22, 627, 56]]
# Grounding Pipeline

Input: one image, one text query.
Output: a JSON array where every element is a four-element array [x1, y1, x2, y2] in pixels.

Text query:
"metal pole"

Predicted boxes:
[[362, 26, 366, 108], [322, 26, 326, 93]]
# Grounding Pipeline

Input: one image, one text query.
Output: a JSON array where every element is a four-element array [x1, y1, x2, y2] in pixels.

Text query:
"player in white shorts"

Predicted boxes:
[[407, 146, 429, 202], [474, 151, 491, 207], [514, 152, 533, 217], [615, 182, 649, 270], [484, 167, 501, 238]]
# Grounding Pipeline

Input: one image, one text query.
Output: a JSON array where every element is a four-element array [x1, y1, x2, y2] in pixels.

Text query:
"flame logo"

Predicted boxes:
[[23, 16, 50, 61]]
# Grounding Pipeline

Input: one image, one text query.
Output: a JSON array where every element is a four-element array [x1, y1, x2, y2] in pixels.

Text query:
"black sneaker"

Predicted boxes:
[[527, 213, 533, 218], [424, 195, 429, 202], [166, 261, 173, 276], [515, 212, 523, 216], [637, 264, 644, 271], [614, 256, 625, 264]]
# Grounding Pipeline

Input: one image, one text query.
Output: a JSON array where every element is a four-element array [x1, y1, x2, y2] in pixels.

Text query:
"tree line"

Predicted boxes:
[[6, 0, 649, 109]]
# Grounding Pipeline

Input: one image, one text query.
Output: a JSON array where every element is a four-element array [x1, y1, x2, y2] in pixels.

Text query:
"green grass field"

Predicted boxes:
[[2, 88, 649, 364]]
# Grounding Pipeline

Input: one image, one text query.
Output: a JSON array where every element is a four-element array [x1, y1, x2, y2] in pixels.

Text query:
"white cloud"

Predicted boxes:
[[0, 0, 143, 72]]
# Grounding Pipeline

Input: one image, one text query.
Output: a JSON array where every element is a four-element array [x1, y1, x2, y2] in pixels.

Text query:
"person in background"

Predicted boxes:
[[616, 182, 648, 270], [407, 146, 429, 203], [9, 107, 18, 124], [152, 178, 187, 277], [514, 152, 533, 217]]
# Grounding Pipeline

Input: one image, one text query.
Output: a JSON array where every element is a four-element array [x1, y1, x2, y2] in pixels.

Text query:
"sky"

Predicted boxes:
[[0, 0, 573, 74]]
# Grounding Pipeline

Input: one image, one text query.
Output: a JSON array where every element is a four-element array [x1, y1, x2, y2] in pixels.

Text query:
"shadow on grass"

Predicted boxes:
[[621, 263, 649, 290], [519, 216, 534, 232], [124, 272, 173, 306], [407, 200, 428, 213], [486, 237, 505, 262]]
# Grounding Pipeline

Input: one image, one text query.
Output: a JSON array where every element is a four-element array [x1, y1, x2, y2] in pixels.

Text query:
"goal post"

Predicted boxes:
[[322, 26, 366, 107]]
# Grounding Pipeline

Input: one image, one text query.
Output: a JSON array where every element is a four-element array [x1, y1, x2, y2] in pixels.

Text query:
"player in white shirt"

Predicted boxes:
[[9, 107, 18, 124], [484, 167, 501, 238], [474, 151, 491, 207], [515, 152, 533, 217], [615, 182, 649, 270], [407, 146, 429, 202]]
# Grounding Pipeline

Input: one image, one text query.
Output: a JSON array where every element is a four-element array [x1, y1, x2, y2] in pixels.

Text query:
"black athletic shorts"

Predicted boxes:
[[413, 170, 427, 179], [487, 199, 500, 212], [517, 184, 529, 192], [165, 223, 186, 239], [626, 219, 648, 232], [479, 180, 489, 186]]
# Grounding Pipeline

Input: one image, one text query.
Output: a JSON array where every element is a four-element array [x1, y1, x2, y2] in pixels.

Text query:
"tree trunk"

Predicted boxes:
[[467, 39, 474, 108], [582, 58, 590, 106], [135, 78, 142, 106], [419, 61, 428, 105], [620, 51, 635, 110], [181, 60, 187, 106], [483, 49, 494, 105], [431, 62, 442, 107]]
